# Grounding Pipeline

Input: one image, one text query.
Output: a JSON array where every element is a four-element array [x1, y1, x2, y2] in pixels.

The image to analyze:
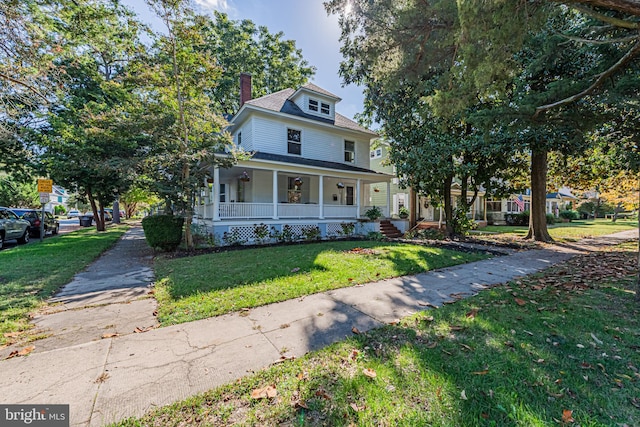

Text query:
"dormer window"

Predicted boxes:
[[308, 98, 331, 115], [344, 140, 355, 163]]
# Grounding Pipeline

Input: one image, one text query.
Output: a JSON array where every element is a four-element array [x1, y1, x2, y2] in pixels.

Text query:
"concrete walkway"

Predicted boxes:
[[0, 228, 636, 426]]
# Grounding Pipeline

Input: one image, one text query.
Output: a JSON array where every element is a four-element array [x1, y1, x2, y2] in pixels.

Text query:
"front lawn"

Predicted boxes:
[[481, 219, 637, 240], [0, 225, 128, 345], [153, 241, 490, 325], [114, 244, 640, 427]]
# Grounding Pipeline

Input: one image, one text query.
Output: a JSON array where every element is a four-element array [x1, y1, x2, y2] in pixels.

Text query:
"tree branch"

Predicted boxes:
[[566, 3, 640, 28], [0, 72, 49, 103], [558, 0, 640, 17], [559, 33, 639, 44], [534, 39, 640, 118]]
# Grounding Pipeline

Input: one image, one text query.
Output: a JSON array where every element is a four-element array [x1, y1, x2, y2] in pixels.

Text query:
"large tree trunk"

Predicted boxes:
[[526, 150, 553, 242], [87, 189, 105, 232], [443, 175, 454, 238]]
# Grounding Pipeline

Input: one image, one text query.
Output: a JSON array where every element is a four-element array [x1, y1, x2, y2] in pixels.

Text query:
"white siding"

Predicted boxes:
[[292, 93, 336, 120], [249, 114, 372, 170], [251, 170, 272, 203]]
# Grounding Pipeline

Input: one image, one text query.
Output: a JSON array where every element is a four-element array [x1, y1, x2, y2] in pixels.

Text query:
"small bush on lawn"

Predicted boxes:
[[546, 213, 556, 225], [141, 215, 184, 251], [559, 210, 579, 221], [505, 211, 529, 226]]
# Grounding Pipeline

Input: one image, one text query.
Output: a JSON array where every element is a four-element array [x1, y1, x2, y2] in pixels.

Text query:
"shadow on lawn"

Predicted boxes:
[[276, 270, 640, 426]]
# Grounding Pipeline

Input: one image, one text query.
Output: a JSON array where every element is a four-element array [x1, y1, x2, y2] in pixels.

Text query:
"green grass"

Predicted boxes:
[[113, 245, 640, 427], [153, 241, 490, 325], [481, 218, 637, 240], [0, 225, 128, 344]]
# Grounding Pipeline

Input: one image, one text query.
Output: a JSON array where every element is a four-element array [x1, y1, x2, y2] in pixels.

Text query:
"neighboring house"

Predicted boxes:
[[546, 189, 578, 215], [44, 185, 69, 213], [195, 74, 391, 241], [369, 142, 487, 227], [368, 142, 409, 217]]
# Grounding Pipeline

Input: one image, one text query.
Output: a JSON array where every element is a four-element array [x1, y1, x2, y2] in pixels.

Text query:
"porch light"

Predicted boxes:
[[239, 171, 251, 182], [336, 182, 345, 189]]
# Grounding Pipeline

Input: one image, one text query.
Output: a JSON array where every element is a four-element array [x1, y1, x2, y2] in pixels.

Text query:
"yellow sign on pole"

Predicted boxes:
[[37, 179, 53, 193]]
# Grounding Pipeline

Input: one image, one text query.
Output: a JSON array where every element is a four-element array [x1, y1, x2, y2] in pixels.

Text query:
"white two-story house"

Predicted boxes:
[[195, 74, 391, 241]]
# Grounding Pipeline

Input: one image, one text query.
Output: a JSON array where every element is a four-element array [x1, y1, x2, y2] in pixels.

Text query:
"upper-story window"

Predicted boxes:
[[344, 140, 355, 163], [308, 98, 331, 115], [237, 132, 242, 146], [370, 148, 382, 159], [287, 128, 301, 155]]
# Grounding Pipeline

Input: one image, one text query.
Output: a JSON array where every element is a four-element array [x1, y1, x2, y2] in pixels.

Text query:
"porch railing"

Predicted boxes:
[[278, 203, 320, 218], [200, 202, 389, 220], [219, 202, 273, 219], [324, 205, 358, 218]]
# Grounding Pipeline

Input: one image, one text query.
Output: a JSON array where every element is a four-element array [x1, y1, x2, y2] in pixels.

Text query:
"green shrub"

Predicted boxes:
[[364, 206, 383, 221], [142, 215, 184, 251], [398, 206, 409, 218], [339, 222, 355, 237], [222, 228, 246, 246], [367, 231, 385, 241], [54, 205, 66, 215], [559, 210, 579, 222], [253, 223, 270, 244], [301, 225, 321, 241], [505, 211, 529, 226], [546, 213, 556, 225]]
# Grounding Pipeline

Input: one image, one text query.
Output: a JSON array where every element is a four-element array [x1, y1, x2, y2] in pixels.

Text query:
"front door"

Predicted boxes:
[[346, 186, 354, 205]]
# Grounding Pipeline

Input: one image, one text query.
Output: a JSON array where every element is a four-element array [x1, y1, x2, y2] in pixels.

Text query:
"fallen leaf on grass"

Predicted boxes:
[[460, 390, 468, 400], [514, 298, 527, 306], [251, 385, 277, 399], [450, 325, 464, 331], [460, 343, 474, 352], [466, 309, 479, 318], [350, 402, 362, 412], [351, 326, 361, 335], [562, 409, 574, 423], [472, 370, 489, 375], [362, 368, 377, 378], [295, 400, 308, 409], [315, 389, 331, 400]]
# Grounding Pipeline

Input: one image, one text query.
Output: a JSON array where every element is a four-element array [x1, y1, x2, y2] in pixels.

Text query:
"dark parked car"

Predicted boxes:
[[0, 207, 30, 249], [11, 208, 60, 237]]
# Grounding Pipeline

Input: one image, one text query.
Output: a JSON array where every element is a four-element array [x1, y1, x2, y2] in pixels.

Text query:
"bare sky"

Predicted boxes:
[[122, 0, 364, 120]]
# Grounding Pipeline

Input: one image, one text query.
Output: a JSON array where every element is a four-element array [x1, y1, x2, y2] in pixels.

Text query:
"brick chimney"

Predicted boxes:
[[240, 73, 252, 107]]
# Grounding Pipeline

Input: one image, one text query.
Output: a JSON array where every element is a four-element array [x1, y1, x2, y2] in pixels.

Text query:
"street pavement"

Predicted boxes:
[[0, 227, 636, 426]]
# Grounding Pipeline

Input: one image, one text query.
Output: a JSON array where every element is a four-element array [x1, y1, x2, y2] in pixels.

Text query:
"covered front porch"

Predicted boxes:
[[195, 160, 391, 222]]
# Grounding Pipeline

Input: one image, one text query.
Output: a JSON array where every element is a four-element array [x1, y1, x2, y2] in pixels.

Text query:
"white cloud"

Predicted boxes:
[[192, 0, 229, 11]]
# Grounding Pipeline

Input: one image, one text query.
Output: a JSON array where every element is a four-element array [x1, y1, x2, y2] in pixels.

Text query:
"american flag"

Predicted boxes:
[[514, 195, 525, 212]]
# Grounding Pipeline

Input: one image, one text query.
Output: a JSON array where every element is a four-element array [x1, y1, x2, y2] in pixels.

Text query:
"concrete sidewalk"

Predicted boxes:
[[0, 228, 636, 426]]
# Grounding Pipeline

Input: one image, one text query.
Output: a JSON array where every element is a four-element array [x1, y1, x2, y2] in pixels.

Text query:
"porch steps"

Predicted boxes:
[[379, 220, 403, 238]]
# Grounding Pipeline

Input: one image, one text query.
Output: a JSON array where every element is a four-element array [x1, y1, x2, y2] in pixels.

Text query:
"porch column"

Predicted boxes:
[[356, 179, 361, 219], [319, 175, 324, 219], [272, 170, 279, 219], [213, 166, 220, 221], [386, 181, 391, 217]]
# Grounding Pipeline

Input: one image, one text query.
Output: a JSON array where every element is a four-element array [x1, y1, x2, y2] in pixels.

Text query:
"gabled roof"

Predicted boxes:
[[547, 191, 577, 199], [289, 83, 342, 101], [241, 88, 376, 136]]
